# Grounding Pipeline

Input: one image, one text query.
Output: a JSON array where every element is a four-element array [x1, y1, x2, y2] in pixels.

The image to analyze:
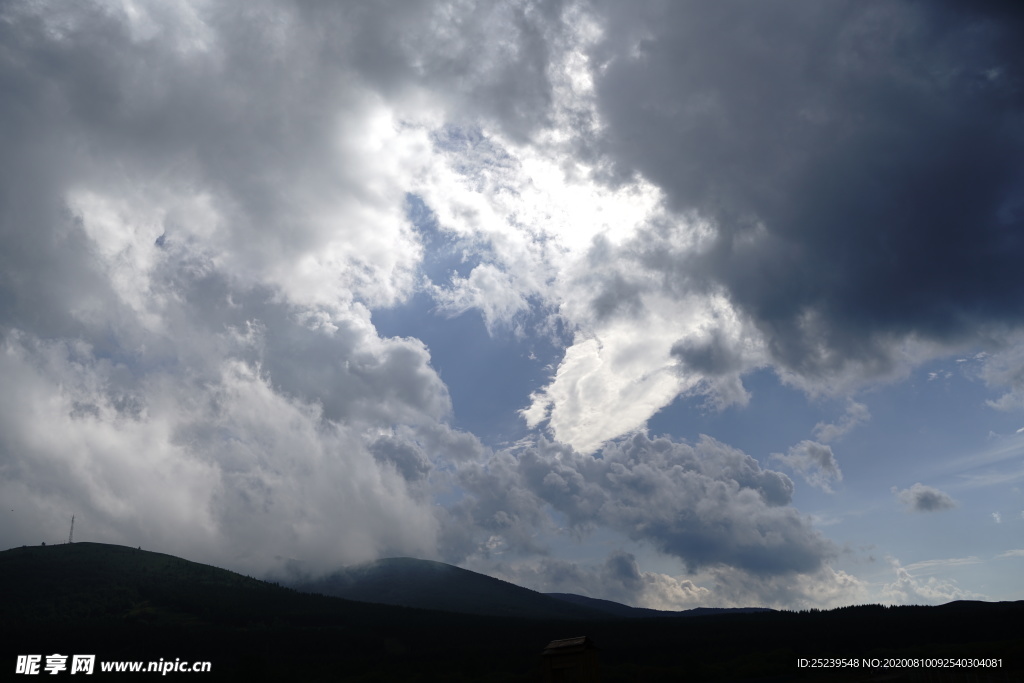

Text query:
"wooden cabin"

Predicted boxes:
[[541, 636, 600, 682]]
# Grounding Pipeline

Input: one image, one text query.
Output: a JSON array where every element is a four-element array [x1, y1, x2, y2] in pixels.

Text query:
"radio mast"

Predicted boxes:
[[68, 514, 74, 544]]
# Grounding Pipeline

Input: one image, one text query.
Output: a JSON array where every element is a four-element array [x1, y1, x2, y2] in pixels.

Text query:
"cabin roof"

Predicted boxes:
[[542, 636, 595, 656]]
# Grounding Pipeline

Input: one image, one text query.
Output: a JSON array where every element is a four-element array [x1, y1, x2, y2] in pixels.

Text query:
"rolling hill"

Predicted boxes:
[[288, 557, 612, 620], [287, 556, 775, 620], [3, 542, 1023, 682]]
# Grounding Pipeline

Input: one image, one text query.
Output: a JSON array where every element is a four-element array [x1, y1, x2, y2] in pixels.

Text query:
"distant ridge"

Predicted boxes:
[[289, 557, 613, 620], [545, 592, 775, 618]]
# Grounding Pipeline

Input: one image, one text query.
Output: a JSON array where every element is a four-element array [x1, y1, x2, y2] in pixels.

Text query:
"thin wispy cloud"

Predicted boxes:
[[903, 557, 983, 574]]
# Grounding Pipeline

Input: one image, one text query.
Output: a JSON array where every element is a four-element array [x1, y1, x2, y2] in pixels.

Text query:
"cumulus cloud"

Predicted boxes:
[[706, 563, 867, 611], [447, 433, 832, 577], [4, 0, 1017, 609], [0, 0, 541, 575], [893, 483, 958, 513], [12, 0, 1009, 462], [582, 1, 1024, 387], [882, 559, 985, 605], [0, 331, 439, 575], [487, 550, 712, 610], [477, 549, 868, 611], [491, 552, 867, 611], [770, 441, 843, 492]]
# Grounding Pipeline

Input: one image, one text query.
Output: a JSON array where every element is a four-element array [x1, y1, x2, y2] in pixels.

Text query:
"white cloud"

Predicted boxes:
[[707, 564, 868, 611], [430, 263, 530, 334], [812, 400, 870, 443], [980, 339, 1024, 413], [522, 330, 688, 455], [522, 287, 761, 453], [0, 331, 440, 576], [485, 551, 713, 610]]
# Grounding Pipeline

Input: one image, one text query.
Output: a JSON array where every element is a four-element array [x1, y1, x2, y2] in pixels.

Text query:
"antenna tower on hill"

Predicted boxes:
[[68, 514, 74, 544]]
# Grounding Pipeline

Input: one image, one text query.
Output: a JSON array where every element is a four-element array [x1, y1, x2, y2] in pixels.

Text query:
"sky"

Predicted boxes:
[[1, 0, 1022, 611]]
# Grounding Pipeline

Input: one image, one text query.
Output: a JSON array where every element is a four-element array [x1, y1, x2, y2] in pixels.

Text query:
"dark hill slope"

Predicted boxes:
[[290, 557, 610, 620], [0, 541, 288, 626], [0, 543, 576, 680], [3, 543, 1023, 682]]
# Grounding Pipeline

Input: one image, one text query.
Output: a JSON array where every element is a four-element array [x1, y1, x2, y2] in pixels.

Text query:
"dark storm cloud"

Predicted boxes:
[[586, 0, 1024, 378]]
